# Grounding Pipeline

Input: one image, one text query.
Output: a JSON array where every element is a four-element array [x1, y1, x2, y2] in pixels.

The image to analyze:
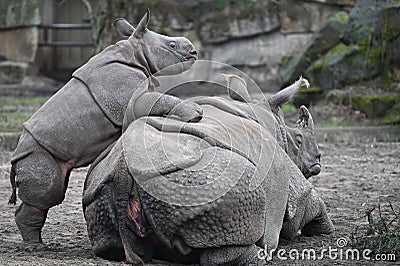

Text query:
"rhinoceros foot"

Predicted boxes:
[[302, 215, 334, 237], [19, 242, 47, 252]]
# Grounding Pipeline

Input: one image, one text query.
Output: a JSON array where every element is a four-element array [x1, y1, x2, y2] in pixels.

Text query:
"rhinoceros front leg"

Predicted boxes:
[[281, 188, 334, 239], [301, 191, 334, 237], [131, 92, 203, 123], [200, 244, 265, 266]]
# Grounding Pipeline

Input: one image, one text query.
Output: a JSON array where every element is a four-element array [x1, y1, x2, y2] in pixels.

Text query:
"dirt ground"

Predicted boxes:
[[0, 141, 399, 265]]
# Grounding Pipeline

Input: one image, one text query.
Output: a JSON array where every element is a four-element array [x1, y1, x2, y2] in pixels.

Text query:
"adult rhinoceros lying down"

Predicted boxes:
[[82, 77, 333, 265], [8, 10, 203, 247]]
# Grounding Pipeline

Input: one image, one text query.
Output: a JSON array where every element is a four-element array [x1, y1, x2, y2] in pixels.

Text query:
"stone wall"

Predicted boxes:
[[0, 0, 40, 84], [0, 0, 355, 90], [100, 0, 354, 92]]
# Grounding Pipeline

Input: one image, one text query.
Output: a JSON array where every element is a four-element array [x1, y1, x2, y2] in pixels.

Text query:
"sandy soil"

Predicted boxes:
[[0, 142, 399, 265]]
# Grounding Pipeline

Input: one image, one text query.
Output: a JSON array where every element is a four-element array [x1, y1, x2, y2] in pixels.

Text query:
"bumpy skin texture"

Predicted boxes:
[[280, 106, 334, 239], [9, 10, 199, 245], [83, 77, 332, 265]]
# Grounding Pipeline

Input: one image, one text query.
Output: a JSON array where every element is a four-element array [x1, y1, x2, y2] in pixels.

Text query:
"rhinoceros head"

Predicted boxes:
[[287, 106, 321, 178], [113, 10, 198, 76]]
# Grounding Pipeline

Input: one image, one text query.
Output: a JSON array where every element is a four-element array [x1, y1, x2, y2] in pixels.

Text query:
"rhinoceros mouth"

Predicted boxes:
[[308, 163, 321, 177], [184, 55, 198, 61]]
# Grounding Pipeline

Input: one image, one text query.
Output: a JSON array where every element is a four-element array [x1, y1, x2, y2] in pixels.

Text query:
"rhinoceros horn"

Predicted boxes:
[[296, 105, 314, 131], [113, 18, 135, 37], [268, 76, 309, 111], [133, 9, 150, 39]]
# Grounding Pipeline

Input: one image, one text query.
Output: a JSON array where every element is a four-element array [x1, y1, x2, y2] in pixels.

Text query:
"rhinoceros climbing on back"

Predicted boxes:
[[8, 10, 202, 248], [82, 77, 333, 265]]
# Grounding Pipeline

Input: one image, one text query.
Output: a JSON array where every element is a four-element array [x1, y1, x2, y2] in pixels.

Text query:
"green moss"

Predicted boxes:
[[382, 103, 400, 124], [306, 43, 357, 74], [281, 103, 295, 112], [281, 55, 293, 68], [329, 11, 349, 24], [352, 94, 397, 118], [381, 3, 400, 41], [298, 86, 322, 93]]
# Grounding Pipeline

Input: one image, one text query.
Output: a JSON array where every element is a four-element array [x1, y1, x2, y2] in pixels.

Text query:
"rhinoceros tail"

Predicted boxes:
[[268, 76, 309, 111], [8, 164, 17, 205]]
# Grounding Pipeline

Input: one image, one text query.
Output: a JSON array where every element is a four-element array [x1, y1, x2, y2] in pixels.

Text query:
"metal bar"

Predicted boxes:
[[38, 23, 92, 29], [39, 41, 94, 47]]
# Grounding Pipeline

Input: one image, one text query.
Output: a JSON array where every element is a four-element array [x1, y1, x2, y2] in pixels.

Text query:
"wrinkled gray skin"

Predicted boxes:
[[83, 77, 332, 265], [8, 10, 202, 248]]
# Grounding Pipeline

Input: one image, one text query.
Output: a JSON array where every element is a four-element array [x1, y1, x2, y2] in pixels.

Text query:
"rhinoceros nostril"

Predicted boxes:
[[189, 49, 198, 58]]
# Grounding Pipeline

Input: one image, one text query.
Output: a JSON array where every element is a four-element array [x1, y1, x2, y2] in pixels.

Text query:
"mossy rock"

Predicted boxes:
[[383, 103, 400, 124], [325, 89, 352, 105], [352, 94, 397, 118], [379, 2, 400, 41], [340, 0, 394, 45], [280, 11, 349, 87], [305, 42, 382, 91]]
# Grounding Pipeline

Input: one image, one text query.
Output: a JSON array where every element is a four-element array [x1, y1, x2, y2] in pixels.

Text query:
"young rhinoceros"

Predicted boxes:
[[82, 78, 332, 265], [8, 10, 202, 247]]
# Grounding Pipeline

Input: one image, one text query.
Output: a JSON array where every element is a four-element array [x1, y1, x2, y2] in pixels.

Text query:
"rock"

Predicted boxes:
[[378, 2, 400, 41], [340, 0, 394, 45], [388, 36, 400, 67], [206, 32, 311, 89], [279, 0, 345, 33], [0, 61, 28, 84], [352, 94, 397, 118], [305, 43, 382, 91], [325, 89, 399, 121], [0, 27, 39, 62], [198, 1, 279, 44], [280, 11, 349, 87], [0, 0, 40, 29]]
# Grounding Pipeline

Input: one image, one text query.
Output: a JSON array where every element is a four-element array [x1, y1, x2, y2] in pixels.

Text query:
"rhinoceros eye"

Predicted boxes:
[[169, 42, 176, 49], [295, 135, 302, 146]]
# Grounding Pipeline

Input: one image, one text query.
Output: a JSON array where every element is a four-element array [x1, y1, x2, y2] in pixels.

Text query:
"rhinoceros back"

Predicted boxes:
[[122, 100, 285, 248], [73, 40, 150, 126], [22, 78, 120, 165]]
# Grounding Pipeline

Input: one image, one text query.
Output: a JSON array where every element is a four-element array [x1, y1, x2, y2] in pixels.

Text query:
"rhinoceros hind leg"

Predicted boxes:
[[200, 244, 265, 266], [84, 186, 124, 261], [15, 202, 48, 245]]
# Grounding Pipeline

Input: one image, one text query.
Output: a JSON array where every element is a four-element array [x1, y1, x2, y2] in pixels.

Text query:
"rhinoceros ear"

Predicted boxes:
[[222, 74, 251, 102], [133, 9, 150, 39], [296, 105, 314, 131], [113, 18, 135, 37]]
